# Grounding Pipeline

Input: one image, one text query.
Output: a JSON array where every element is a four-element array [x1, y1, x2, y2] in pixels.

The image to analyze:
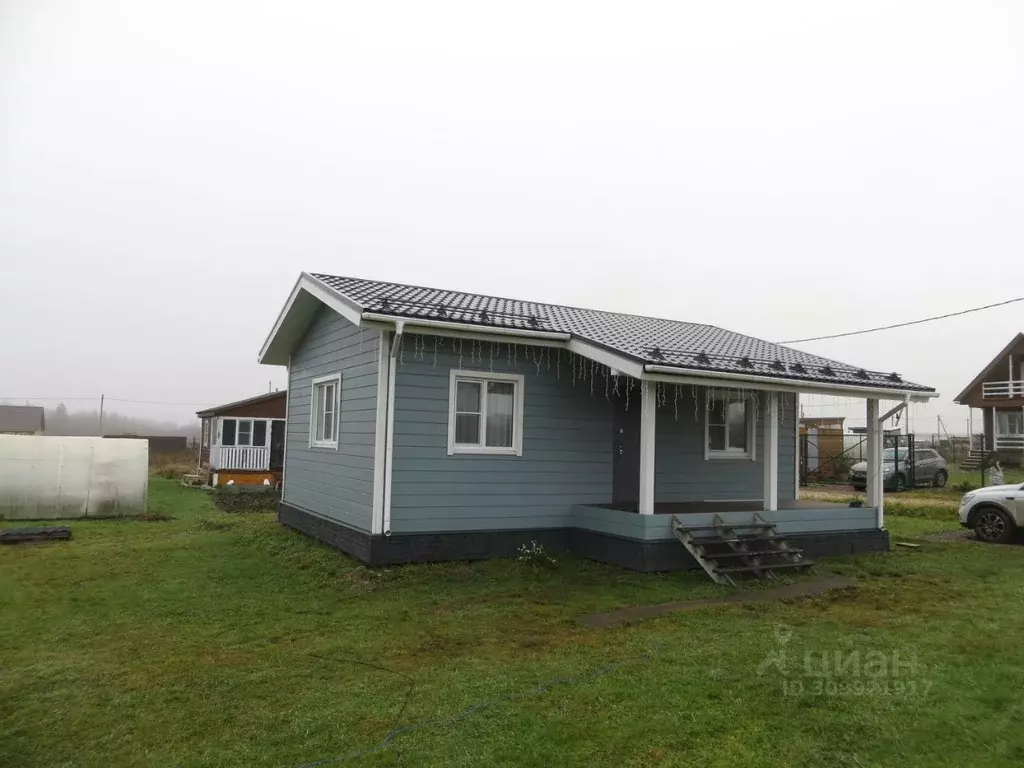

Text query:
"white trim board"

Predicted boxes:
[[259, 273, 365, 365], [644, 365, 937, 402], [371, 331, 391, 535], [383, 342, 397, 535]]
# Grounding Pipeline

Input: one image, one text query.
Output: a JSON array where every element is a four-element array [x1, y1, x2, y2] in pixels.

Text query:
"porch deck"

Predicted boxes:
[[594, 499, 852, 515], [571, 499, 876, 542]]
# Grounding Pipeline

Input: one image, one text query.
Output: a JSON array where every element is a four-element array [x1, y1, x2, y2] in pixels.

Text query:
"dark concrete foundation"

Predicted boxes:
[[279, 501, 890, 572]]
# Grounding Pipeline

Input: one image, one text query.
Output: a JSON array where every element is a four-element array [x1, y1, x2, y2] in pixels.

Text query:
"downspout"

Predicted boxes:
[[390, 320, 405, 359]]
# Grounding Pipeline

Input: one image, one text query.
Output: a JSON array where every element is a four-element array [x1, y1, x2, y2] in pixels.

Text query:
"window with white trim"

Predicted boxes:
[[448, 370, 524, 455], [219, 418, 269, 447], [311, 374, 341, 448], [705, 390, 756, 459], [996, 410, 1023, 435]]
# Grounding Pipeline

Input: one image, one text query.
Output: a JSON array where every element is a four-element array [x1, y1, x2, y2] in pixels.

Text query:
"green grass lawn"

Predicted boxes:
[[3, 480, 1024, 767]]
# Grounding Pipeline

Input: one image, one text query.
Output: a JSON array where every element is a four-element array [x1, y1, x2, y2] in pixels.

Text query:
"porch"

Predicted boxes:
[[210, 444, 274, 471], [572, 499, 876, 542], [608, 381, 894, 533], [990, 407, 1024, 452], [206, 417, 287, 472]]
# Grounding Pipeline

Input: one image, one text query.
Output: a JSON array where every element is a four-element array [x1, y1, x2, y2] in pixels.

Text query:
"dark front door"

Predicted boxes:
[[612, 387, 641, 507], [270, 421, 286, 470]]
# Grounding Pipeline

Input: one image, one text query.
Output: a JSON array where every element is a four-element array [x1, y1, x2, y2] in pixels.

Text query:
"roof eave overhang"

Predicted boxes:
[[643, 364, 938, 402], [258, 273, 365, 366], [258, 282, 938, 402]]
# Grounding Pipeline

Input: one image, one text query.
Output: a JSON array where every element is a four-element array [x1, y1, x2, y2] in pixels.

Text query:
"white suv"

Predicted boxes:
[[959, 484, 1024, 544]]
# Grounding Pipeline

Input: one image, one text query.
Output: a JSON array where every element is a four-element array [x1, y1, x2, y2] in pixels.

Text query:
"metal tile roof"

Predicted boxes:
[[311, 273, 934, 393]]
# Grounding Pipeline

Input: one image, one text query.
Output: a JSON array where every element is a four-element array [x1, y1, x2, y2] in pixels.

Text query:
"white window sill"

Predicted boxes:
[[310, 441, 339, 450], [448, 445, 521, 457], [705, 451, 753, 461]]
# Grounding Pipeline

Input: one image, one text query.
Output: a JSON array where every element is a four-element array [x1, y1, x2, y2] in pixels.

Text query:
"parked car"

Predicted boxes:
[[959, 483, 1024, 543], [848, 448, 948, 491]]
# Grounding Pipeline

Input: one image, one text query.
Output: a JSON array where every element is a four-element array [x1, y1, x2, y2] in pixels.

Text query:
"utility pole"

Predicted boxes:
[[98, 394, 105, 436]]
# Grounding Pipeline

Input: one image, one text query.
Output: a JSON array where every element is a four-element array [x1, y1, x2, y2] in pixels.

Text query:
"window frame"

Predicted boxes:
[[218, 418, 268, 447], [704, 389, 757, 461], [447, 369, 525, 456], [996, 409, 1023, 435], [310, 374, 341, 449]]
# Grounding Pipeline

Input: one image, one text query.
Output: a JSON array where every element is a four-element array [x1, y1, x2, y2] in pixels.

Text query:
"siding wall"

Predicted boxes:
[[284, 307, 379, 531], [654, 389, 797, 503], [389, 337, 613, 533], [388, 338, 799, 533]]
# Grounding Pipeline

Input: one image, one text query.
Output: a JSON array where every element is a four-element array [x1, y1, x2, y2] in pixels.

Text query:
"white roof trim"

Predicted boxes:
[[258, 273, 365, 365], [643, 364, 938, 401]]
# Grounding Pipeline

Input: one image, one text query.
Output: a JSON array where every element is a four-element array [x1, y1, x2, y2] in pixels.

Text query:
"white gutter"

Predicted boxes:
[[361, 313, 571, 342], [643, 364, 938, 402]]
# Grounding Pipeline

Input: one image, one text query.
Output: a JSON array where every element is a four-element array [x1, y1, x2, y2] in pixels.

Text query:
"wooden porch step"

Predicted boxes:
[[702, 548, 805, 559], [698, 536, 783, 545], [717, 561, 814, 574], [673, 522, 775, 532], [672, 511, 814, 585]]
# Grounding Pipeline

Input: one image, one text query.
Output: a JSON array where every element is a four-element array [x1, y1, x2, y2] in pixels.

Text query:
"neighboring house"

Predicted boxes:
[[195, 392, 287, 487], [103, 434, 188, 454], [954, 333, 1024, 459], [0, 405, 45, 435], [258, 273, 937, 571]]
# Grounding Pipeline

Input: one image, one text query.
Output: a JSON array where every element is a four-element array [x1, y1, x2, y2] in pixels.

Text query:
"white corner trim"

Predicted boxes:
[[446, 369, 525, 456], [762, 391, 779, 511], [281, 355, 291, 500], [371, 332, 390, 535], [258, 273, 365, 364], [703, 388, 757, 461], [638, 382, 656, 515], [309, 373, 341, 449], [793, 392, 800, 499], [383, 340, 397, 535]]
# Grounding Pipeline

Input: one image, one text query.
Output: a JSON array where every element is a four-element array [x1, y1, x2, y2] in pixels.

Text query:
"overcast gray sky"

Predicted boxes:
[[1, 0, 1021, 433]]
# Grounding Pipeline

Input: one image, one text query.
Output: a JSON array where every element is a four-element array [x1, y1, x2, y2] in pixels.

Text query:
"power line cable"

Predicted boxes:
[[780, 296, 1024, 344]]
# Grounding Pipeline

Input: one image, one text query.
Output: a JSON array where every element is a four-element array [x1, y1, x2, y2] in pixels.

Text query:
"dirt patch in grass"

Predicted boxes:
[[212, 487, 280, 514]]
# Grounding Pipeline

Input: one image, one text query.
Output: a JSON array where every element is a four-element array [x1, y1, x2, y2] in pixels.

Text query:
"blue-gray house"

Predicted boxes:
[[258, 273, 937, 572]]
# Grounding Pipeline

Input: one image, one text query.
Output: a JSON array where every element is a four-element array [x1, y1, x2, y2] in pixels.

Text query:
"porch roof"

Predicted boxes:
[[196, 391, 286, 418], [260, 272, 936, 398]]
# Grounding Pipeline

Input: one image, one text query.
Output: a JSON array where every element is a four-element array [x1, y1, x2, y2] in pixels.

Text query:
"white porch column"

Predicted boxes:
[[638, 381, 657, 515], [762, 391, 779, 511], [865, 398, 883, 528]]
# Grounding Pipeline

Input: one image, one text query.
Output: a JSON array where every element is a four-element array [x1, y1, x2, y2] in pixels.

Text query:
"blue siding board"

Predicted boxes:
[[284, 307, 379, 531], [389, 337, 808, 534], [654, 390, 797, 503], [389, 337, 613, 533]]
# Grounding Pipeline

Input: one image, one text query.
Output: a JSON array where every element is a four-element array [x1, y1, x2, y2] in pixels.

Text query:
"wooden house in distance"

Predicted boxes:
[[954, 332, 1024, 462], [196, 391, 286, 487]]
